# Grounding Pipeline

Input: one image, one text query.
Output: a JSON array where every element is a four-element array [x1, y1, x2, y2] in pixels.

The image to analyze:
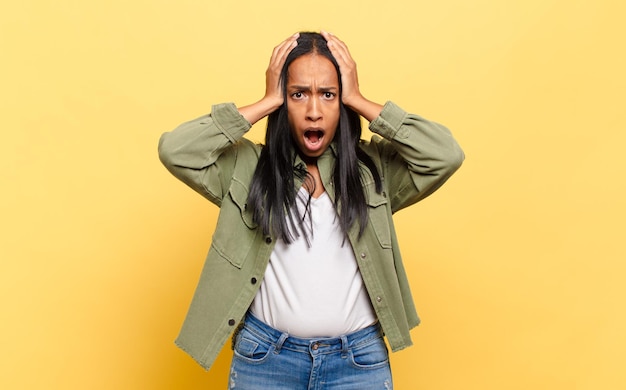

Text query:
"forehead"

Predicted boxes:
[[287, 54, 338, 86]]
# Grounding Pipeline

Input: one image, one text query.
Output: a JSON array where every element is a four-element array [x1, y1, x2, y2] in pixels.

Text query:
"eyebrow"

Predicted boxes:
[[288, 85, 338, 92]]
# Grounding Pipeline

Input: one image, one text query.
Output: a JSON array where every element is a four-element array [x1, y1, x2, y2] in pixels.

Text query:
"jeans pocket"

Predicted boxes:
[[349, 337, 390, 369], [233, 328, 274, 363]]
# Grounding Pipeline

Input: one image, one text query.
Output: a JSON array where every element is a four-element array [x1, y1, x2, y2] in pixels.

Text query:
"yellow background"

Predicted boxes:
[[2, 0, 624, 388]]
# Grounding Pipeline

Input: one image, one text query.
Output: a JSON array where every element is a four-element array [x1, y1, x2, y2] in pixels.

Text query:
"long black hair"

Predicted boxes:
[[247, 32, 382, 244]]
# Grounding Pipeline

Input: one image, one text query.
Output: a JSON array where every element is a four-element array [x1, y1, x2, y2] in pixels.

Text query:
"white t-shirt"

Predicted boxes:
[[250, 188, 377, 338]]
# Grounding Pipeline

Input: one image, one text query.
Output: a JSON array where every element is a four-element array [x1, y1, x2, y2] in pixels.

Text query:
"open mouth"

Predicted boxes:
[[304, 129, 324, 145]]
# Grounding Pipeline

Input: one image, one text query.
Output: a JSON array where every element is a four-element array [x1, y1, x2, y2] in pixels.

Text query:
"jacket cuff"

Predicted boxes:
[[369, 101, 407, 139], [210, 103, 251, 143]]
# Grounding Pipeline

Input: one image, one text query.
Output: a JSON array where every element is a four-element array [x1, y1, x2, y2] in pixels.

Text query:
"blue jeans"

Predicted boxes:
[[228, 312, 393, 389]]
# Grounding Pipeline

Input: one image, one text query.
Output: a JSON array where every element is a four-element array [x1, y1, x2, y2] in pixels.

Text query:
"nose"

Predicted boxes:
[[306, 97, 322, 122]]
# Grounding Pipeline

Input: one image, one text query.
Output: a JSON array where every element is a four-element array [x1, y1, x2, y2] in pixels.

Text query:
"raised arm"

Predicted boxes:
[[322, 31, 464, 211], [158, 34, 300, 204], [238, 33, 299, 124], [369, 102, 464, 212]]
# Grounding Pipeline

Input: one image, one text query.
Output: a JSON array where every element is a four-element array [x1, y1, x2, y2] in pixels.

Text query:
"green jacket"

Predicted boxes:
[[158, 101, 464, 370]]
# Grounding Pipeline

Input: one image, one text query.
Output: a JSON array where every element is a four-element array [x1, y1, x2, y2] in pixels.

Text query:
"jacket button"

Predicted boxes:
[[360, 253, 366, 259], [265, 237, 272, 244], [228, 319, 236, 326], [251, 277, 257, 284], [376, 296, 383, 302]]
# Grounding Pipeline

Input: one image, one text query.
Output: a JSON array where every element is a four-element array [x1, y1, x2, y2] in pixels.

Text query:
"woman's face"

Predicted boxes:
[[286, 53, 340, 160]]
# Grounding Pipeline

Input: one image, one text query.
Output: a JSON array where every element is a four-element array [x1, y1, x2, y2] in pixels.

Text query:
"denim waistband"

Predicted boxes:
[[241, 311, 383, 355]]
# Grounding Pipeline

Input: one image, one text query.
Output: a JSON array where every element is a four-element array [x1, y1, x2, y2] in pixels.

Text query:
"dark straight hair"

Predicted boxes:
[[247, 32, 382, 244]]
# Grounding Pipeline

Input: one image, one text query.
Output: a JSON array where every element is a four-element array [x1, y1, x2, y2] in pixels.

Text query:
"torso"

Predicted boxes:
[[249, 187, 377, 337]]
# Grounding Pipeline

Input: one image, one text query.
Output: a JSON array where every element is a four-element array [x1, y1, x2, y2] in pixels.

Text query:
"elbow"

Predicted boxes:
[[450, 143, 465, 172], [440, 140, 465, 177], [157, 132, 175, 170]]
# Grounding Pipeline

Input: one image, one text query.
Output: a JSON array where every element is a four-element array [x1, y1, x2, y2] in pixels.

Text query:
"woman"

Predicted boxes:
[[159, 31, 464, 389]]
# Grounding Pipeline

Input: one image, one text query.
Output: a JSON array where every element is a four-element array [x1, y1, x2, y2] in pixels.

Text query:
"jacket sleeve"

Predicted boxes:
[[368, 101, 465, 213], [158, 103, 252, 206]]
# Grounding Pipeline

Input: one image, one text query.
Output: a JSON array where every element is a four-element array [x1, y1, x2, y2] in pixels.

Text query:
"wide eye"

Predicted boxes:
[[323, 92, 336, 100], [291, 92, 304, 99]]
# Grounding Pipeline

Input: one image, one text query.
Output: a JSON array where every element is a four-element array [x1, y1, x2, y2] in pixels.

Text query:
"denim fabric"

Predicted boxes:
[[228, 312, 393, 389]]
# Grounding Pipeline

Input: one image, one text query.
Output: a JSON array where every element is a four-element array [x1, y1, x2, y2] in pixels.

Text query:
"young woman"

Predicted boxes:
[[159, 31, 464, 389]]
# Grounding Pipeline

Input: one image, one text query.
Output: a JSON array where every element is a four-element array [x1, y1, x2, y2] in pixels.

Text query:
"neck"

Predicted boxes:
[[299, 153, 319, 166]]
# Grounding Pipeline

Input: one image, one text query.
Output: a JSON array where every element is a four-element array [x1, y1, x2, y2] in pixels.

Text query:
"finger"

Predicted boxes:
[[270, 33, 299, 68], [271, 35, 297, 62], [321, 31, 348, 52], [321, 31, 353, 66], [326, 32, 349, 53], [266, 34, 299, 94]]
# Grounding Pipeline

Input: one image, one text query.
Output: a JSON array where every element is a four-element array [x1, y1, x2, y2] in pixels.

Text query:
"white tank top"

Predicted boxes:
[[250, 188, 377, 338]]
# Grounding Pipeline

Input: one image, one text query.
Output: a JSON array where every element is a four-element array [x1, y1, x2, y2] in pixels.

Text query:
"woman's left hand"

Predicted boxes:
[[321, 31, 383, 121], [321, 31, 361, 106]]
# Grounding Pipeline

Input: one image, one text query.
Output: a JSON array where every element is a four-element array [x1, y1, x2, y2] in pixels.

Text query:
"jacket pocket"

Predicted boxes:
[[210, 177, 258, 269], [365, 182, 392, 249]]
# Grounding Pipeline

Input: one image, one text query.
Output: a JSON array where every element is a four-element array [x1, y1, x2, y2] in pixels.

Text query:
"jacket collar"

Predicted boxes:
[[292, 143, 338, 199]]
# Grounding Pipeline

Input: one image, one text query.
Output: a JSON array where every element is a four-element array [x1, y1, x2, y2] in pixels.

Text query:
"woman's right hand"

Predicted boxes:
[[264, 33, 299, 107], [238, 33, 299, 125]]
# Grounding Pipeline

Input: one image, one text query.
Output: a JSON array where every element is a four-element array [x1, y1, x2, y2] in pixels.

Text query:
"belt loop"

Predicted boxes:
[[340, 335, 348, 359], [274, 332, 288, 355]]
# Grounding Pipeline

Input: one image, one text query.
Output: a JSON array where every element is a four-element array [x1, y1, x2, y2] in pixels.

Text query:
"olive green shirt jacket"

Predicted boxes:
[[158, 101, 464, 370]]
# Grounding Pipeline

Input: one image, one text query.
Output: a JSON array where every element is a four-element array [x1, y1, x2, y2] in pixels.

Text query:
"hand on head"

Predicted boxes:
[[239, 31, 381, 125], [264, 33, 300, 107], [320, 31, 362, 109]]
